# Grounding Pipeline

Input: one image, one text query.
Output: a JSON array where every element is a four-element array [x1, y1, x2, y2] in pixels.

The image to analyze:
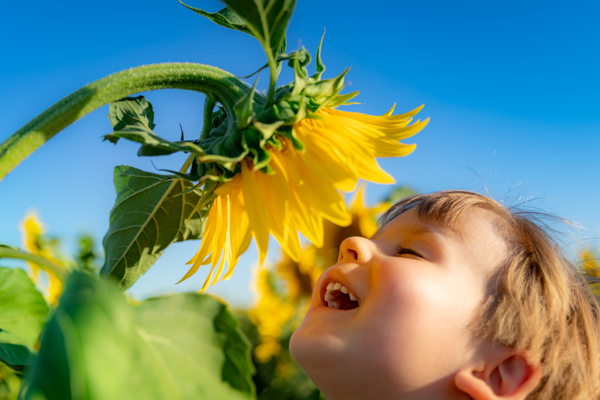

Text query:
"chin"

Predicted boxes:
[[290, 319, 341, 371]]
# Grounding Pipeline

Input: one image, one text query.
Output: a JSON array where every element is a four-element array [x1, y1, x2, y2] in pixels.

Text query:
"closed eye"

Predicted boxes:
[[395, 245, 422, 258]]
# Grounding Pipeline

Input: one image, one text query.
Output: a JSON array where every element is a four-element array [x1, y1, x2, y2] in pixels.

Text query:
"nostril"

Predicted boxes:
[[347, 249, 358, 260]]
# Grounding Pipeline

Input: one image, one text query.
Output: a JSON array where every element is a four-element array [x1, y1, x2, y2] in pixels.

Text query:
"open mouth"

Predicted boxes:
[[322, 281, 360, 310]]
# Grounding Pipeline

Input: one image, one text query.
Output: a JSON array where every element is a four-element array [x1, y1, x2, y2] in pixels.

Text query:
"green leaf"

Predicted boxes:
[[179, 2, 253, 36], [100, 166, 211, 290], [222, 0, 295, 60], [0, 343, 31, 372], [23, 272, 256, 400], [137, 294, 255, 397], [104, 96, 205, 157], [0, 267, 49, 350], [181, 1, 288, 77], [197, 129, 248, 171]]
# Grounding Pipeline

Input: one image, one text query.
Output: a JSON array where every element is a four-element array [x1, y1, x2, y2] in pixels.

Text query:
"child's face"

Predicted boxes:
[[290, 207, 508, 399]]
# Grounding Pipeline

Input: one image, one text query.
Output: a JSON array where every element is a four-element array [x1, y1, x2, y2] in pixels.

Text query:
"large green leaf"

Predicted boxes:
[[23, 272, 256, 400], [100, 166, 211, 290], [0, 267, 48, 350], [221, 0, 294, 58]]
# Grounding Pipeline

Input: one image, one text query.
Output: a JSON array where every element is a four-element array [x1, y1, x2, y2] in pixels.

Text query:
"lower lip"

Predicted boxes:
[[309, 305, 359, 314]]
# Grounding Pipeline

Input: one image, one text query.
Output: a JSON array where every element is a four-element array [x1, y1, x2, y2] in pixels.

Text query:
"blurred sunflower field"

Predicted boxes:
[[0, 185, 414, 399]]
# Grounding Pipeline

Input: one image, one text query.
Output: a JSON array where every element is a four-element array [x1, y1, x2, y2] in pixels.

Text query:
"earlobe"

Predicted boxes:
[[454, 352, 542, 400]]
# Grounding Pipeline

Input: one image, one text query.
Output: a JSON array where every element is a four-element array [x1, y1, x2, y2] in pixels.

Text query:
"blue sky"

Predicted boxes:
[[1, 0, 599, 305]]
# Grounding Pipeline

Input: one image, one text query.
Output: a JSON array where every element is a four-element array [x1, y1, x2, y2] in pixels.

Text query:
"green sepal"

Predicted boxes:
[[198, 130, 248, 171], [196, 162, 237, 184], [272, 100, 297, 122], [312, 31, 326, 81], [287, 46, 311, 77], [290, 49, 308, 97], [253, 120, 284, 143], [243, 127, 271, 170], [235, 78, 258, 130], [275, 125, 304, 152], [304, 68, 349, 99], [326, 91, 360, 107]]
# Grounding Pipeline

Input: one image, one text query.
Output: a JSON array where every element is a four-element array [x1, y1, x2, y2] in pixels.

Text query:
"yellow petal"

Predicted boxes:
[[241, 162, 270, 264]]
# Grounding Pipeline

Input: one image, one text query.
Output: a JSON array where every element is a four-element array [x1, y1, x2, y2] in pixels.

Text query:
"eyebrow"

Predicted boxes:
[[408, 225, 443, 245], [374, 222, 440, 244], [407, 225, 436, 237]]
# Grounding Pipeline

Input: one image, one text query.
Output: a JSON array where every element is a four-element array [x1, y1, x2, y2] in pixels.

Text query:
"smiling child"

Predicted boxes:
[[290, 190, 600, 400]]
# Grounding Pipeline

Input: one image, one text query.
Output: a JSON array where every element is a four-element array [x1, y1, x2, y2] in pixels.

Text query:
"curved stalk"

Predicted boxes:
[[0, 63, 250, 181], [0, 247, 68, 281]]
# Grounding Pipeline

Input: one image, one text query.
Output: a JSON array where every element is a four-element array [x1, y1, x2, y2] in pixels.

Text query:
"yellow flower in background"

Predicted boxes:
[[249, 267, 296, 362], [181, 104, 428, 291], [581, 249, 599, 275], [20, 213, 63, 305], [350, 185, 391, 238], [249, 186, 400, 363], [581, 249, 600, 297]]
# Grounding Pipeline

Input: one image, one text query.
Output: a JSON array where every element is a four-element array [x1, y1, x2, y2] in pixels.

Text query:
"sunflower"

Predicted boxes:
[[180, 104, 428, 291], [20, 213, 64, 305]]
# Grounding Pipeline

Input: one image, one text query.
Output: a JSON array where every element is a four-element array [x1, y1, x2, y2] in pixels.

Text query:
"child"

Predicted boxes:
[[290, 190, 600, 399]]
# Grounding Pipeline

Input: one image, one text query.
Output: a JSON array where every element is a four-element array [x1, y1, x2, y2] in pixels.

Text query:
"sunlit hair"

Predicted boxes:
[[379, 190, 600, 399]]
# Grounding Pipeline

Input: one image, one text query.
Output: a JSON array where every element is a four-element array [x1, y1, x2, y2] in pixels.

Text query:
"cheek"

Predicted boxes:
[[360, 266, 476, 373]]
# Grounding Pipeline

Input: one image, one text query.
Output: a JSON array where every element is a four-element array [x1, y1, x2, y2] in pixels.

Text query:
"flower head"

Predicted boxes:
[[180, 102, 428, 290]]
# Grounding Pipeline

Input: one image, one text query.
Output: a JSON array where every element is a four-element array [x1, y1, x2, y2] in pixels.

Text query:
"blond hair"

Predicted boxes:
[[379, 190, 600, 399]]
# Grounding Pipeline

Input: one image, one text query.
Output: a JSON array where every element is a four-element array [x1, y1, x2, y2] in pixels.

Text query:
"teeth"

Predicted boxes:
[[327, 301, 340, 309], [324, 280, 361, 307]]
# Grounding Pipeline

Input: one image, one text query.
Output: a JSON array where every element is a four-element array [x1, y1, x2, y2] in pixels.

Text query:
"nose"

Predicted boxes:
[[338, 236, 374, 264]]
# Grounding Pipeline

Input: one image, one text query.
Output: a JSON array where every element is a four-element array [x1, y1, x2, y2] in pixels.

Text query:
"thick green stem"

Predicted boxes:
[[0, 247, 68, 281], [0, 63, 249, 181]]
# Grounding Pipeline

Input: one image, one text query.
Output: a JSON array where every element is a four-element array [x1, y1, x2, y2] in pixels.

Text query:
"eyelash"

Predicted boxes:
[[395, 245, 422, 258]]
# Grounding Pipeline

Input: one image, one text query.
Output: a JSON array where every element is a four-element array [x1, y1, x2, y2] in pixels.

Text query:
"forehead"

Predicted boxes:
[[379, 208, 508, 271]]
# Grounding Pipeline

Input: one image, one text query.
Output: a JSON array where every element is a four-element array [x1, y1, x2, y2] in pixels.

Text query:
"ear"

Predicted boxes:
[[454, 351, 542, 400]]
